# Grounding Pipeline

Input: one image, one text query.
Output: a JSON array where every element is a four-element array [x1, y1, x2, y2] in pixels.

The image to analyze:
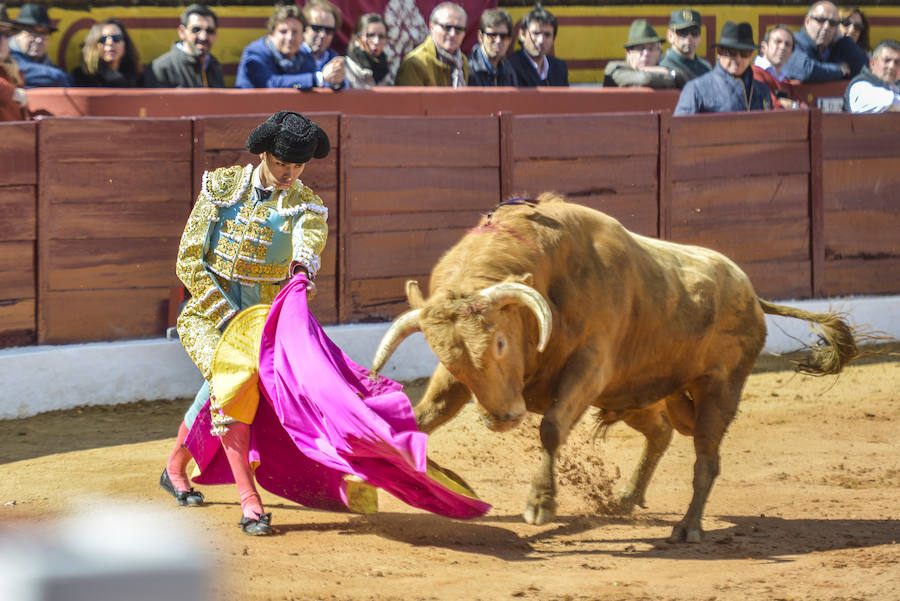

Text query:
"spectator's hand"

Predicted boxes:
[[322, 57, 345, 86], [12, 88, 28, 108], [839, 62, 851, 77], [778, 97, 798, 110], [640, 66, 672, 75]]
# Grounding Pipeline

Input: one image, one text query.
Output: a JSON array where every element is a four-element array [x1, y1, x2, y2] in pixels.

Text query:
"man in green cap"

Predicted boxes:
[[604, 18, 683, 88], [659, 9, 712, 87]]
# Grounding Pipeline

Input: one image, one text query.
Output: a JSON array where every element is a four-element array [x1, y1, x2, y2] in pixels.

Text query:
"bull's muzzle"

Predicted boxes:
[[480, 410, 526, 432]]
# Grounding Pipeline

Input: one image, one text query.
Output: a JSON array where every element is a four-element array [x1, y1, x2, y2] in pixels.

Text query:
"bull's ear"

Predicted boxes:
[[406, 280, 425, 308], [516, 273, 534, 287]]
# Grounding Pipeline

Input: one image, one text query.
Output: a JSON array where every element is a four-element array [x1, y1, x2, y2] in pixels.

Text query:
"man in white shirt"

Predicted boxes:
[[754, 25, 794, 82], [845, 39, 900, 113]]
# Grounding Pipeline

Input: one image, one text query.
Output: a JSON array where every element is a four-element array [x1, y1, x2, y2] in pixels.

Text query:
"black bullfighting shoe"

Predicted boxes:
[[159, 468, 205, 507], [240, 512, 272, 536]]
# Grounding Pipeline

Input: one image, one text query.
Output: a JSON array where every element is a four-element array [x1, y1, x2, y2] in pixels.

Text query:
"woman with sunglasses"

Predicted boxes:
[[0, 5, 28, 121], [675, 21, 771, 115], [838, 6, 870, 52], [71, 18, 142, 87], [345, 13, 394, 88]]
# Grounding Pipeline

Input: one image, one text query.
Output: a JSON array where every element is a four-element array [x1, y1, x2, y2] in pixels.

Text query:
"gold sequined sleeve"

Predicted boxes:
[[291, 186, 329, 277], [175, 195, 237, 329]]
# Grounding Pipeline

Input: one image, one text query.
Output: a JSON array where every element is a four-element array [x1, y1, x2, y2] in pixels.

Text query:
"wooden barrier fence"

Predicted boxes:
[[1, 109, 898, 347]]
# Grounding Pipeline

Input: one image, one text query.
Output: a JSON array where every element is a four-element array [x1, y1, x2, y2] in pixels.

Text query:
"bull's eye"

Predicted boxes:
[[494, 333, 507, 358]]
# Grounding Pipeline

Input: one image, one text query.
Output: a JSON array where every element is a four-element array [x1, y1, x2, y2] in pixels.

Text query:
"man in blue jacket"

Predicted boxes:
[[9, 3, 70, 87], [782, 0, 867, 82], [675, 21, 771, 115], [235, 1, 344, 90]]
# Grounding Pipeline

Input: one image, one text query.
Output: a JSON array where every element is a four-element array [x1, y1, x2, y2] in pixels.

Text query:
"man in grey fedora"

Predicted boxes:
[[604, 18, 683, 88], [10, 3, 70, 86], [675, 21, 771, 114], [659, 9, 712, 87]]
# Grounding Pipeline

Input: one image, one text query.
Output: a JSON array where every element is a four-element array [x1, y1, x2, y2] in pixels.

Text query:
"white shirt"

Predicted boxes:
[[526, 54, 550, 81], [847, 79, 900, 113], [753, 55, 787, 82]]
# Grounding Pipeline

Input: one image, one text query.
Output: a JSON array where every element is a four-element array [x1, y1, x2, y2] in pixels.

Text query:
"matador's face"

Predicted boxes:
[[259, 152, 306, 190]]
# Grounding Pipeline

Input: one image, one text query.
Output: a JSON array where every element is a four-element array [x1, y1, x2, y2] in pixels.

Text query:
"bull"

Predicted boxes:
[[370, 194, 860, 543]]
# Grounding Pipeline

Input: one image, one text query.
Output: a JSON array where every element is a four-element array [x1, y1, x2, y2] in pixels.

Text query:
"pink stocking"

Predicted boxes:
[[166, 422, 194, 492], [221, 422, 264, 519]]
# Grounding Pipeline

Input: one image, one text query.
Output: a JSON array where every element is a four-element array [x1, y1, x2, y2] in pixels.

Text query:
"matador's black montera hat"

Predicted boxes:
[[246, 111, 330, 164]]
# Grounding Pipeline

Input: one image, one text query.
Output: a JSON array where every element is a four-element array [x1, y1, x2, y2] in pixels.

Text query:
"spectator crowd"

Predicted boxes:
[[1, 0, 898, 120]]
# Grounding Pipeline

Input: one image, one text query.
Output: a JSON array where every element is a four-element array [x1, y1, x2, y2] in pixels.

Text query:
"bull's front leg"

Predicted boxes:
[[414, 364, 472, 434], [524, 353, 599, 525]]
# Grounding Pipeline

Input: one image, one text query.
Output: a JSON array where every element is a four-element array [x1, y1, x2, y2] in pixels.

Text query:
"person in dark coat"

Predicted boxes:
[[145, 4, 224, 88], [507, 6, 568, 87], [9, 3, 70, 87], [781, 0, 867, 82], [659, 9, 712, 87], [468, 8, 517, 86], [71, 18, 142, 87], [675, 21, 771, 115]]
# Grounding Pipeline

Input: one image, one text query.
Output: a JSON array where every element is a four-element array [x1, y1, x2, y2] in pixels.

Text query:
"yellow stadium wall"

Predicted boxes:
[[10, 4, 900, 85]]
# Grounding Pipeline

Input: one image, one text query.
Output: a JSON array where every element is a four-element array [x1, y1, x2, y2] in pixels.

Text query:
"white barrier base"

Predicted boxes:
[[1, 295, 897, 420]]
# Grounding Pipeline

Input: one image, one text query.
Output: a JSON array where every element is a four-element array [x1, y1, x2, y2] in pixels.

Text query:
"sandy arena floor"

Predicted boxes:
[[1, 349, 898, 601]]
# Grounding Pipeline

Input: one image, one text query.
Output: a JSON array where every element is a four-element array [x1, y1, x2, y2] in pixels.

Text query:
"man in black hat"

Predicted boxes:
[[659, 9, 712, 87], [161, 111, 331, 536], [10, 3, 70, 87], [604, 19, 682, 88], [675, 21, 771, 114]]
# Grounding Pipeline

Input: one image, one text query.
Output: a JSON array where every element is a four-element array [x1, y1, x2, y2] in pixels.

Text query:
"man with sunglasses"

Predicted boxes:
[[507, 5, 568, 86], [145, 4, 224, 88], [396, 2, 469, 87], [9, 3, 70, 87], [782, 0, 867, 83], [659, 9, 711, 87], [468, 8, 517, 86], [236, 2, 344, 90], [675, 21, 771, 115]]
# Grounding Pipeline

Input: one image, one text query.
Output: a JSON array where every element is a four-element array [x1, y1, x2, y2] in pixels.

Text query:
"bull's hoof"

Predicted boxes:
[[611, 490, 646, 514], [523, 498, 557, 525], [667, 523, 703, 544]]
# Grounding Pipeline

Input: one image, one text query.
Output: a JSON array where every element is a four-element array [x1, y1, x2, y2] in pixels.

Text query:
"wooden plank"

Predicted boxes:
[[41, 287, 173, 343], [347, 275, 432, 322], [500, 112, 513, 201], [0, 122, 37, 186], [822, 158, 900, 211], [670, 141, 810, 181], [658, 110, 670, 240], [743, 259, 811, 300], [46, 238, 182, 291], [809, 108, 824, 298], [671, 219, 809, 264], [572, 196, 658, 237], [40, 160, 192, 206], [39, 118, 192, 163], [46, 201, 190, 240], [824, 210, 900, 257], [0, 241, 35, 301], [345, 115, 498, 167], [348, 228, 469, 279], [671, 174, 808, 222], [670, 111, 809, 147], [0, 186, 37, 241], [822, 113, 900, 160], [339, 112, 352, 323], [824, 257, 900, 296], [0, 299, 35, 333], [200, 113, 340, 151], [512, 156, 658, 195], [511, 113, 658, 159], [352, 209, 485, 234]]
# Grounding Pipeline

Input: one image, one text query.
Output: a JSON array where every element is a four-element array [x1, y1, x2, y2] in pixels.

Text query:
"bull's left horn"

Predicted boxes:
[[370, 309, 422, 375], [479, 282, 552, 352]]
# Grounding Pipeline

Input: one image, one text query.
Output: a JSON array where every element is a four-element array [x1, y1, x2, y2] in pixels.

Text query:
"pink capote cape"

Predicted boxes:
[[185, 275, 490, 519]]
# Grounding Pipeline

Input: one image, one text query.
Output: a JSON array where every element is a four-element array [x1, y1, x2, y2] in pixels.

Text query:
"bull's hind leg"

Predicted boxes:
[[612, 402, 674, 512], [669, 373, 742, 543]]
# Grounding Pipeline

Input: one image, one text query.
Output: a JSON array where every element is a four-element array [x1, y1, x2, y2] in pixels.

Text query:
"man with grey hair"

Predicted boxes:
[[845, 39, 900, 112], [396, 2, 468, 86], [782, 0, 867, 82]]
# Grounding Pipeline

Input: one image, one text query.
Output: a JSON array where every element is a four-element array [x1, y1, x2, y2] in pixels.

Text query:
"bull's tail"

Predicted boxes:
[[758, 299, 865, 376]]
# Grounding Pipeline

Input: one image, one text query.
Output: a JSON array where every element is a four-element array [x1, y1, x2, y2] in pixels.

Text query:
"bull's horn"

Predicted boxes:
[[479, 282, 552, 352], [370, 309, 422, 375]]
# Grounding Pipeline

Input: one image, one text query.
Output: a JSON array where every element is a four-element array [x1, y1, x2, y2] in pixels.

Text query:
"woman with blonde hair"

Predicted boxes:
[[0, 4, 28, 120], [839, 6, 870, 53], [72, 18, 142, 86]]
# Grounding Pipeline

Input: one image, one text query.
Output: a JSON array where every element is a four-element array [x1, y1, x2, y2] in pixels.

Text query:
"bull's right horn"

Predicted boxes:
[[370, 309, 422, 376]]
